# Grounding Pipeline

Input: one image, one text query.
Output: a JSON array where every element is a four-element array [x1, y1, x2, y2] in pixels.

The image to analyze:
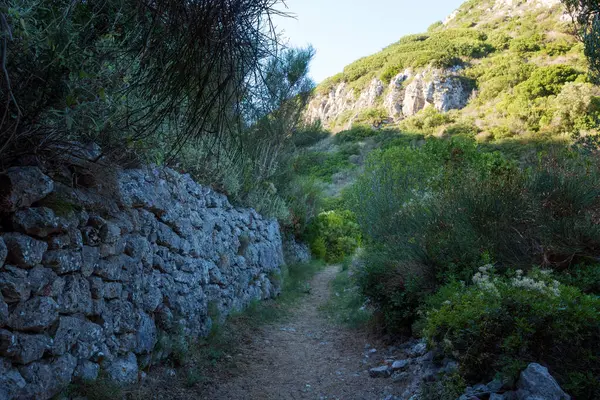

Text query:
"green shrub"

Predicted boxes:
[[353, 108, 389, 127], [488, 65, 585, 133], [548, 82, 600, 134], [293, 151, 355, 182], [355, 248, 431, 333], [317, 73, 344, 95], [516, 65, 582, 99], [466, 55, 536, 103], [488, 32, 512, 50], [309, 237, 326, 260], [285, 177, 324, 238], [557, 264, 600, 294], [373, 129, 426, 149], [421, 372, 467, 400], [488, 125, 515, 139], [443, 122, 480, 136], [543, 39, 575, 56], [308, 210, 361, 263], [333, 125, 379, 144], [380, 65, 403, 83], [292, 124, 331, 147], [428, 21, 444, 32], [400, 107, 455, 133], [338, 143, 361, 157], [424, 268, 600, 398], [349, 137, 600, 332], [510, 34, 543, 53]]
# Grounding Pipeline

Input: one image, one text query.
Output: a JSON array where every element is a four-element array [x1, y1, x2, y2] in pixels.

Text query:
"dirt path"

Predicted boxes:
[[202, 265, 398, 400]]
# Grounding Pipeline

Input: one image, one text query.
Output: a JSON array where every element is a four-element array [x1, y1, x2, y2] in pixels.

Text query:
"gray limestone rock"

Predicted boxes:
[[18, 353, 76, 399], [2, 233, 48, 269], [99, 221, 121, 244], [392, 359, 409, 371], [12, 207, 62, 238], [0, 167, 54, 211], [28, 266, 58, 295], [51, 316, 103, 360], [305, 67, 473, 129], [103, 282, 123, 299], [0, 293, 8, 326], [51, 316, 84, 356], [73, 360, 100, 382], [124, 235, 152, 265], [0, 238, 7, 268], [407, 341, 428, 358], [143, 285, 163, 313], [104, 352, 138, 384], [487, 378, 504, 393], [0, 329, 52, 364], [283, 236, 311, 265], [107, 300, 136, 334], [57, 275, 93, 315], [0, 266, 31, 303], [89, 276, 104, 299], [517, 363, 570, 400], [0, 358, 27, 399], [94, 256, 125, 281], [81, 246, 100, 277], [135, 312, 157, 354], [8, 297, 58, 332], [369, 365, 392, 378], [47, 229, 83, 250], [42, 249, 83, 274]]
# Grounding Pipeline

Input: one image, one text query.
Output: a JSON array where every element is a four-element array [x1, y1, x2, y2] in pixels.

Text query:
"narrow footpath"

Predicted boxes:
[[202, 265, 398, 400]]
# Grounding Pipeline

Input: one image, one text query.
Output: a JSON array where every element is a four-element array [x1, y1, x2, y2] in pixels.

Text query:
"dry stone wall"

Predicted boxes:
[[0, 165, 284, 399]]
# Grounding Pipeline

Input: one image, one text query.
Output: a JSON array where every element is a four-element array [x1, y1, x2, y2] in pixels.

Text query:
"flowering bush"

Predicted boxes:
[[423, 268, 600, 398]]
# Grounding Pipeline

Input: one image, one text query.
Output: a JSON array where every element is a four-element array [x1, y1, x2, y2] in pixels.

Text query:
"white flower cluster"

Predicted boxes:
[[511, 270, 561, 297], [472, 264, 500, 296]]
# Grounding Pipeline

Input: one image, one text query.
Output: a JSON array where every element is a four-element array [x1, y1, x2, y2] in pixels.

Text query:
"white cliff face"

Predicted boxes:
[[307, 68, 473, 130], [390, 68, 473, 119]]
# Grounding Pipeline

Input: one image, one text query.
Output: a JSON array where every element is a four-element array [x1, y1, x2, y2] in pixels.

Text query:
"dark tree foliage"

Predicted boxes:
[[0, 0, 285, 168], [562, 0, 600, 82]]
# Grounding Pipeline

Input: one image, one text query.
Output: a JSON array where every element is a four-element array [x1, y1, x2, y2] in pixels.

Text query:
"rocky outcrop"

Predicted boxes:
[[0, 166, 284, 399], [367, 339, 571, 400], [454, 363, 571, 400], [515, 363, 571, 400], [306, 67, 473, 130]]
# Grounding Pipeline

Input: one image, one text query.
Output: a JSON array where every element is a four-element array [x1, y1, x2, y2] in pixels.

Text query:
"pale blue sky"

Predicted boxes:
[[274, 0, 465, 83]]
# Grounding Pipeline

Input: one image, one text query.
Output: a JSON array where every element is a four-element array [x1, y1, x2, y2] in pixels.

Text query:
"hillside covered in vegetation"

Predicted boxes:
[[307, 0, 600, 146]]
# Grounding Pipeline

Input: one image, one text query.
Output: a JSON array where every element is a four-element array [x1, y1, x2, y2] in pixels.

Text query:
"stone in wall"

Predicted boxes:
[[283, 235, 312, 265], [0, 165, 285, 399]]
